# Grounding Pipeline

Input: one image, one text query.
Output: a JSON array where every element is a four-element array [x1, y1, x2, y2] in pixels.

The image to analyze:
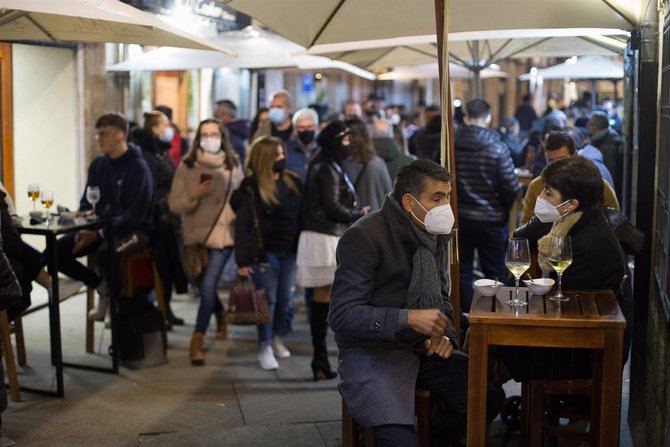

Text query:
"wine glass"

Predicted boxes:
[[40, 191, 54, 224], [86, 186, 101, 219], [505, 238, 531, 308], [547, 236, 573, 302], [28, 184, 39, 211]]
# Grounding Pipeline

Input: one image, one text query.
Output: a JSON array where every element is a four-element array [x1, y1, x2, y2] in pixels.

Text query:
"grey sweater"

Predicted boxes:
[[342, 155, 392, 212]]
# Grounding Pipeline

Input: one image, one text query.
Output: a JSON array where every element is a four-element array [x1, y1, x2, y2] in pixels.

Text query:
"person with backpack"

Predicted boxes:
[[168, 119, 244, 366]]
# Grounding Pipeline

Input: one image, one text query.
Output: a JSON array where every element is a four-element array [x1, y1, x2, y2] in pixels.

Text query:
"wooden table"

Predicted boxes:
[[467, 287, 626, 446]]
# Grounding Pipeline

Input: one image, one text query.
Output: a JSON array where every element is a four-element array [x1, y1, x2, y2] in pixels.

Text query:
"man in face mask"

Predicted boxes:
[[284, 107, 319, 182], [252, 90, 294, 143], [329, 159, 503, 446]]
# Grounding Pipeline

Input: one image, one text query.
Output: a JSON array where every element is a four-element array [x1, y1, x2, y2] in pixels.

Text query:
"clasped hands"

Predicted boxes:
[[408, 309, 453, 359]]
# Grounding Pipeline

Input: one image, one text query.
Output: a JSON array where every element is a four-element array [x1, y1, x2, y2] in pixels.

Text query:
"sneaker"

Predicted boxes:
[[273, 336, 291, 359], [258, 343, 278, 370]]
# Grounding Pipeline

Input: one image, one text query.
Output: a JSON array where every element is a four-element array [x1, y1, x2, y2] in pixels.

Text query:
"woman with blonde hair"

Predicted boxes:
[[168, 118, 244, 366], [231, 136, 303, 370]]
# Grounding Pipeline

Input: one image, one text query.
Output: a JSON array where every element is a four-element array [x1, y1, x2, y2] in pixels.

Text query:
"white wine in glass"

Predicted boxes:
[[548, 236, 573, 302], [28, 184, 39, 211], [505, 238, 531, 308], [86, 186, 101, 219], [41, 191, 54, 224]]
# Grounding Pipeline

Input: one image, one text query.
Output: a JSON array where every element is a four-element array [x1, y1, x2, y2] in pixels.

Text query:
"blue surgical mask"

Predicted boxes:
[[268, 107, 287, 125], [160, 126, 174, 143]]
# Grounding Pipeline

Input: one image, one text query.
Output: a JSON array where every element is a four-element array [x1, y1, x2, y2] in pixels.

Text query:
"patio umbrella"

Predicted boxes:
[[107, 26, 375, 80], [519, 56, 624, 80], [222, 0, 644, 49], [377, 63, 508, 81], [0, 0, 235, 53]]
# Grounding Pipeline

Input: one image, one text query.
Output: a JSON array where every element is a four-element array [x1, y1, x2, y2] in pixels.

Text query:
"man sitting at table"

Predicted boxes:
[[329, 160, 503, 446], [520, 131, 619, 225], [49, 112, 153, 321]]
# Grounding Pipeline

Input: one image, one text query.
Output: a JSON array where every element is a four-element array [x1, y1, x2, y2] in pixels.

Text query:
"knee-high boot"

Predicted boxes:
[[310, 301, 337, 381]]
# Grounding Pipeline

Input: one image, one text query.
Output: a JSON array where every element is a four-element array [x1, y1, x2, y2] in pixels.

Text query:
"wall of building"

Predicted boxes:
[[12, 44, 80, 218]]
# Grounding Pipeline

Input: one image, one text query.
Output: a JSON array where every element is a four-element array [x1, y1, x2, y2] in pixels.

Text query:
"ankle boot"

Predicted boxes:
[[215, 312, 228, 340], [189, 332, 206, 366], [88, 293, 109, 321], [310, 302, 337, 381]]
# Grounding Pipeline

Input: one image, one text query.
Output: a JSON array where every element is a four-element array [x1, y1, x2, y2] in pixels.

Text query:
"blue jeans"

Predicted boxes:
[[195, 247, 233, 333], [252, 251, 297, 343]]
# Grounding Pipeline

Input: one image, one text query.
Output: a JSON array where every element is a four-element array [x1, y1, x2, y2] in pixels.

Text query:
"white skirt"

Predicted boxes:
[[296, 231, 340, 288]]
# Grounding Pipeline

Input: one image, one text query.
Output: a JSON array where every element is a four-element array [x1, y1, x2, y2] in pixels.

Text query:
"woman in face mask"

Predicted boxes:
[[297, 120, 368, 381], [168, 119, 244, 366], [230, 136, 302, 371], [506, 156, 632, 380]]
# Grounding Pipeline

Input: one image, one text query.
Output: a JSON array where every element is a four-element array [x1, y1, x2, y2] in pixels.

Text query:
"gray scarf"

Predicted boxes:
[[388, 197, 453, 318]]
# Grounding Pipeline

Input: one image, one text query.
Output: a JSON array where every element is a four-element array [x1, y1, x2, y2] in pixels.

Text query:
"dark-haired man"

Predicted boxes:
[[330, 159, 503, 446], [455, 99, 520, 317], [521, 131, 619, 224], [51, 112, 153, 321], [588, 110, 623, 196], [215, 99, 249, 163]]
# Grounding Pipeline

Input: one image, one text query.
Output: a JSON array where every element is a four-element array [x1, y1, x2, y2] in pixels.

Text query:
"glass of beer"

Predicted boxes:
[[28, 184, 39, 211], [548, 236, 573, 302], [505, 238, 531, 308], [41, 191, 54, 224]]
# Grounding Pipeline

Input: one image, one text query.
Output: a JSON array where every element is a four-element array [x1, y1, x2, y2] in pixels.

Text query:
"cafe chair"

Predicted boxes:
[[0, 310, 20, 402], [341, 388, 430, 447], [521, 379, 594, 446], [85, 249, 167, 353]]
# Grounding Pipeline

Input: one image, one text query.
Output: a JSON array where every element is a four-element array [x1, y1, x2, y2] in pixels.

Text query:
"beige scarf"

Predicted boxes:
[[537, 211, 583, 272]]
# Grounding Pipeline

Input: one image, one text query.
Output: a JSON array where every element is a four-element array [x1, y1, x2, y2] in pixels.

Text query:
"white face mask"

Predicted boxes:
[[411, 196, 455, 235], [200, 137, 221, 154], [534, 197, 571, 223]]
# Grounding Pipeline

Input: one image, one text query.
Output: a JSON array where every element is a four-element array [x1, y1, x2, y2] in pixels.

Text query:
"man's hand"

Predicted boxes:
[[424, 335, 454, 359], [73, 229, 100, 254], [189, 180, 212, 201], [237, 266, 254, 277], [408, 309, 448, 337]]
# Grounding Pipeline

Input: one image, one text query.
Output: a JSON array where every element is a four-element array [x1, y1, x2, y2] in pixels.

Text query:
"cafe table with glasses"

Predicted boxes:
[[467, 237, 627, 444], [15, 184, 120, 398]]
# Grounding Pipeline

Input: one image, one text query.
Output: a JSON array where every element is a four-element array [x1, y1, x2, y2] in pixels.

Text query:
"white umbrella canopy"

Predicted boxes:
[[519, 56, 624, 80], [222, 0, 644, 49], [0, 0, 234, 52], [377, 63, 508, 81], [107, 26, 376, 80]]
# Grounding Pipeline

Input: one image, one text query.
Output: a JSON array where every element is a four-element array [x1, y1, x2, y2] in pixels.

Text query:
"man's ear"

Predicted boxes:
[[401, 194, 414, 214]]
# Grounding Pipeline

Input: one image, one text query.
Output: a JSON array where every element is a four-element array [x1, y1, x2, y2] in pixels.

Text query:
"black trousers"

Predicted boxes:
[[374, 354, 504, 447]]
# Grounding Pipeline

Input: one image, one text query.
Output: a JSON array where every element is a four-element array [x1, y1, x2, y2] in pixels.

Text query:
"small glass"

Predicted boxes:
[[40, 191, 54, 224], [505, 238, 531, 308], [86, 186, 101, 219], [28, 184, 39, 211], [547, 236, 573, 302]]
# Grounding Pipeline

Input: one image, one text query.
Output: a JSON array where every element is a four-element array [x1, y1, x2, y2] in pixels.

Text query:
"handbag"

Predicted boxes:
[[226, 276, 272, 325], [179, 169, 234, 279]]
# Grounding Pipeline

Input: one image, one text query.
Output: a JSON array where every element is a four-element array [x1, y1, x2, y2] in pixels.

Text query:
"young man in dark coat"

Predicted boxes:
[[51, 113, 154, 321], [330, 160, 503, 446]]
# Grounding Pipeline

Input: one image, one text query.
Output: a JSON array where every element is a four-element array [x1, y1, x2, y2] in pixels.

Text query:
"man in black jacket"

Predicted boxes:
[[455, 99, 520, 317], [588, 111, 624, 197], [52, 113, 154, 321]]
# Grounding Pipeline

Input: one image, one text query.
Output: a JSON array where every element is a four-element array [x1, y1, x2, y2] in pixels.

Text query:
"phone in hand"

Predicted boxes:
[[199, 173, 212, 183]]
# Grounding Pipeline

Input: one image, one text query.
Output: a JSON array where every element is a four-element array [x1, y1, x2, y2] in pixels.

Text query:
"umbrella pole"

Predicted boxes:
[[435, 0, 461, 342]]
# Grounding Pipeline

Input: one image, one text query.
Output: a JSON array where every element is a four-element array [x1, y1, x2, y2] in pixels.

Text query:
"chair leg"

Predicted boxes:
[[415, 390, 431, 447], [86, 287, 95, 353], [13, 317, 26, 366], [529, 381, 545, 446], [341, 400, 357, 447], [363, 427, 376, 447], [1, 311, 20, 402], [123, 259, 133, 298], [152, 261, 167, 319]]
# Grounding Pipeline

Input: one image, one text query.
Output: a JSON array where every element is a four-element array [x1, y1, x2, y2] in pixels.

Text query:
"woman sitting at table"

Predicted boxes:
[[508, 156, 632, 380]]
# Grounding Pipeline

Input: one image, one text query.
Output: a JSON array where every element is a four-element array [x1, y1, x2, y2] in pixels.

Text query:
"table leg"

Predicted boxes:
[[592, 328, 624, 446], [45, 234, 64, 397], [106, 225, 120, 374], [467, 324, 489, 446]]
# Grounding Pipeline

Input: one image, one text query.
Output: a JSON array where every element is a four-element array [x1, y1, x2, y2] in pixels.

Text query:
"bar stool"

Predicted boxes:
[[521, 379, 593, 446], [341, 388, 430, 447], [85, 248, 167, 353]]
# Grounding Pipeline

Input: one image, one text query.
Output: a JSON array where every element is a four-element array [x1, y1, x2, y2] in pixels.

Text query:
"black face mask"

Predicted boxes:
[[297, 130, 315, 146], [273, 159, 287, 173]]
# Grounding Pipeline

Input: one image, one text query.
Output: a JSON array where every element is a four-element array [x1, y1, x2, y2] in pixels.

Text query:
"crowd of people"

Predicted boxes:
[[0, 87, 636, 445]]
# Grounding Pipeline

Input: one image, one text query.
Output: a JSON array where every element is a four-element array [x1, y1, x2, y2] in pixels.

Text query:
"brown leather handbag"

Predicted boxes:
[[226, 276, 272, 325]]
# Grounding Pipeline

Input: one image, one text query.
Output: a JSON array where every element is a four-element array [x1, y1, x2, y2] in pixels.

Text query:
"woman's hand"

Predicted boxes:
[[238, 266, 254, 277], [189, 180, 212, 200]]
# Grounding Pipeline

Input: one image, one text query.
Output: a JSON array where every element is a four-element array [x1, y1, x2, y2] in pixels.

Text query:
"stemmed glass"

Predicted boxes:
[[86, 186, 101, 219], [505, 238, 531, 308], [40, 191, 54, 224], [28, 184, 39, 211], [547, 236, 573, 302]]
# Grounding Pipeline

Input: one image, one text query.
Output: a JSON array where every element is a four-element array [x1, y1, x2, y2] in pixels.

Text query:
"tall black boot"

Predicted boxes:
[[310, 302, 337, 381]]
